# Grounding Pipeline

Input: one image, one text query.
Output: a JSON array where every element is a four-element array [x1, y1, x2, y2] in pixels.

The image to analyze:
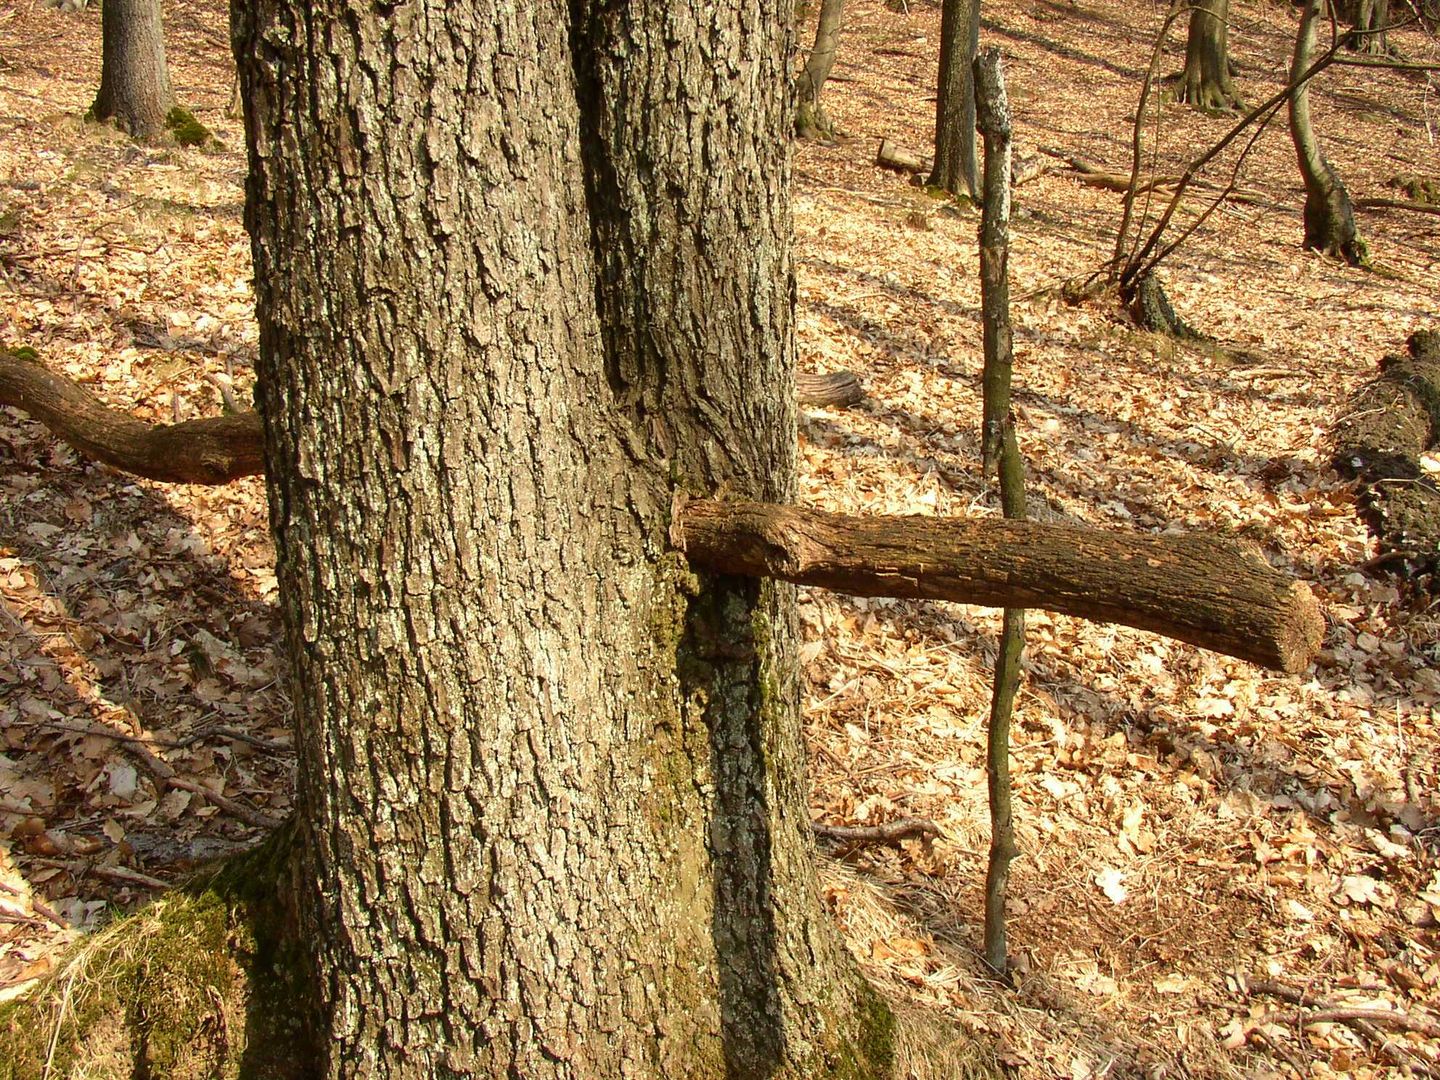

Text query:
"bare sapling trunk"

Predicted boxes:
[[974, 47, 1023, 979], [90, 0, 175, 138], [1173, 0, 1244, 111], [1289, 0, 1368, 265], [928, 0, 981, 199], [797, 0, 845, 140]]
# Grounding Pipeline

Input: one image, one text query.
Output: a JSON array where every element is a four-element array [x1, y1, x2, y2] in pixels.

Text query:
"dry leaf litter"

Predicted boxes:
[[0, 0, 1438, 1076]]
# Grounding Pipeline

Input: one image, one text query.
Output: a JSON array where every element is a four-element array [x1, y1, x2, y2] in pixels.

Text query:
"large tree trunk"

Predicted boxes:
[[796, 0, 845, 140], [928, 0, 981, 199], [1289, 0, 1368, 265], [90, 0, 174, 138], [232, 0, 898, 1075], [1173, 0, 1244, 112]]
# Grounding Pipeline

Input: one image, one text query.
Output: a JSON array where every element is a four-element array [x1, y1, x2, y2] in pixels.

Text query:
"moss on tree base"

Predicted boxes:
[[1166, 70, 1245, 115], [795, 99, 837, 142], [1123, 272, 1207, 341], [165, 106, 217, 148], [0, 821, 309, 1080], [82, 103, 218, 148]]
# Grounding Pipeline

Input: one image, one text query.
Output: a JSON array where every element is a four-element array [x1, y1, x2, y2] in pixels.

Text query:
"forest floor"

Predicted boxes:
[[1, 0, 1438, 1075]]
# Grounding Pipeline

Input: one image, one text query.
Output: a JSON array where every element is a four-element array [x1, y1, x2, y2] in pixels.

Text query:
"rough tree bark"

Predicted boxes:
[[1289, 0, 1368, 264], [973, 49, 1022, 977], [231, 0, 907, 1075], [928, 0, 981, 199], [1173, 0, 1244, 112], [1332, 330, 1440, 589], [90, 0, 175, 138], [797, 0, 845, 140]]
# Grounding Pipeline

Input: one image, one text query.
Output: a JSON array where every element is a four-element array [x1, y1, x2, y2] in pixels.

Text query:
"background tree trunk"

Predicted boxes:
[[796, 0, 845, 139], [1174, 0, 1243, 111], [1347, 0, 1391, 54], [90, 0, 174, 138], [928, 0, 981, 198], [233, 0, 899, 1075], [1289, 0, 1367, 265]]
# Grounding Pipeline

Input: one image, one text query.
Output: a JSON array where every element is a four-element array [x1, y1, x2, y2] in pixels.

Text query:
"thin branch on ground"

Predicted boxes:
[[812, 817, 946, 849]]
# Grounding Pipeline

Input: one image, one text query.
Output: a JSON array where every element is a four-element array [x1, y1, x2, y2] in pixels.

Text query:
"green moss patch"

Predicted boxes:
[[1388, 173, 1440, 205], [0, 891, 240, 1080], [166, 106, 217, 149], [0, 824, 306, 1080]]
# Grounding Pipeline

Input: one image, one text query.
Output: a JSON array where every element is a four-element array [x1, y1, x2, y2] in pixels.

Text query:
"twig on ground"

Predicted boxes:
[[1357, 548, 1426, 572], [30, 859, 173, 894], [21, 715, 287, 831], [1259, 1004, 1440, 1040], [812, 817, 946, 849], [1244, 976, 1440, 1076], [88, 864, 171, 891], [0, 881, 68, 928], [162, 778, 283, 831]]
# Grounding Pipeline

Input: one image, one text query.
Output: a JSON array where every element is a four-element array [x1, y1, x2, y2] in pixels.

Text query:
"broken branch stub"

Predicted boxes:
[[679, 499, 1324, 673]]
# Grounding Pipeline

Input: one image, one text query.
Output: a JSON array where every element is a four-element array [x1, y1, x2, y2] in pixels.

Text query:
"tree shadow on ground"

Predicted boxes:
[[807, 589, 1438, 1074], [0, 435, 287, 898], [979, 16, 1148, 82]]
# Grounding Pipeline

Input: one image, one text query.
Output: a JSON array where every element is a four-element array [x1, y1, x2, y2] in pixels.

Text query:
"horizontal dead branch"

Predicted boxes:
[[1354, 196, 1440, 217], [679, 499, 1324, 673], [2, 349, 1324, 671], [1, 350, 868, 476], [1066, 156, 1179, 193], [0, 348, 263, 483]]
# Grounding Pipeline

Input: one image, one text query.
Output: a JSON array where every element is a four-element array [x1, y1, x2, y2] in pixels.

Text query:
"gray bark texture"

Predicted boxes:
[[231, 1, 897, 1077], [1348, 0, 1391, 53], [1332, 330, 1440, 590], [973, 49, 1022, 978], [1289, 0, 1367, 264], [1174, 0, 1243, 111], [796, 0, 845, 139], [91, 0, 174, 138], [928, 0, 981, 198]]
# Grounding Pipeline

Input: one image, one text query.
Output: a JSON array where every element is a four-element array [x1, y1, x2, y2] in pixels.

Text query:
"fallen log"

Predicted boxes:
[[679, 499, 1324, 672], [876, 138, 1048, 187], [2, 348, 1325, 670], [1066, 156, 1179, 193], [812, 817, 945, 849], [1332, 330, 1440, 588], [0, 348, 263, 484], [869, 140, 1042, 188], [876, 138, 930, 176], [1036, 147, 1267, 204], [1353, 197, 1440, 217], [796, 370, 864, 408]]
